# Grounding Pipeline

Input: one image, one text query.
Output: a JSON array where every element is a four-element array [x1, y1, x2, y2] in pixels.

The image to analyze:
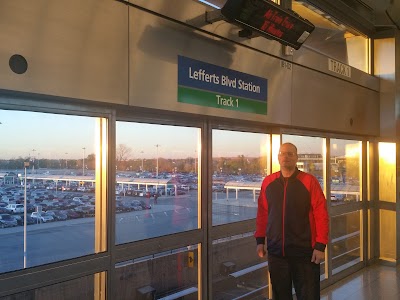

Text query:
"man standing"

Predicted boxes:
[[255, 143, 329, 300]]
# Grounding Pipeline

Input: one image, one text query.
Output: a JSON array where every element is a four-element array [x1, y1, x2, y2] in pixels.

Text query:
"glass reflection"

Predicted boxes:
[[0, 273, 96, 299], [331, 211, 361, 274], [330, 139, 362, 206], [378, 142, 396, 203], [0, 110, 98, 274], [115, 122, 200, 244], [212, 130, 269, 226], [293, 0, 370, 73], [115, 245, 199, 300], [282, 135, 325, 190], [212, 233, 269, 299]]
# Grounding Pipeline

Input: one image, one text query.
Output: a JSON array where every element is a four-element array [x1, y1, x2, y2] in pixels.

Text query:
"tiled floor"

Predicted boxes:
[[321, 264, 400, 300]]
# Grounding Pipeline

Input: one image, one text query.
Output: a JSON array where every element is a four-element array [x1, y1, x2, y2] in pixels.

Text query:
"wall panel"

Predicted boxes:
[[292, 64, 379, 135], [0, 0, 128, 104], [128, 7, 292, 124]]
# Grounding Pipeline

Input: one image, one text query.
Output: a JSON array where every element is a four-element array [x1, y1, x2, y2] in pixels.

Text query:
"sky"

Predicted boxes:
[[0, 110, 95, 159], [0, 110, 354, 161]]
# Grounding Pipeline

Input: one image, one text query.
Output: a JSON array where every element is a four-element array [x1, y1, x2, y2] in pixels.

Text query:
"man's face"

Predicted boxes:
[[278, 144, 298, 170]]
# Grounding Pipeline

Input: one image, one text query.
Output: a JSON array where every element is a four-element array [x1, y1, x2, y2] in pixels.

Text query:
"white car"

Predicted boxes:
[[5, 204, 24, 214], [31, 212, 54, 223]]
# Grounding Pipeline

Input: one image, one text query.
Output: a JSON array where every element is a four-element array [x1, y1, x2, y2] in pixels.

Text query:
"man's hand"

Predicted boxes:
[[311, 249, 325, 264], [256, 244, 266, 258]]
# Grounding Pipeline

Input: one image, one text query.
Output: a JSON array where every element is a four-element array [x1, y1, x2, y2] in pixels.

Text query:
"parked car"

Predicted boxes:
[[51, 210, 68, 221], [31, 212, 54, 223], [14, 215, 36, 226], [5, 204, 24, 214], [46, 210, 68, 221], [0, 207, 9, 214], [0, 214, 17, 227], [130, 200, 143, 211], [64, 210, 81, 219], [74, 205, 95, 217], [139, 200, 152, 210]]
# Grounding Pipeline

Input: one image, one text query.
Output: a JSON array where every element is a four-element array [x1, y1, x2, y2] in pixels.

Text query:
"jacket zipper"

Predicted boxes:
[[282, 178, 288, 256]]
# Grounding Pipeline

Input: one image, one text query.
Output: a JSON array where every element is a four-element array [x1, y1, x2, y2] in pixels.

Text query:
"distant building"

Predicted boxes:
[[0, 172, 17, 184]]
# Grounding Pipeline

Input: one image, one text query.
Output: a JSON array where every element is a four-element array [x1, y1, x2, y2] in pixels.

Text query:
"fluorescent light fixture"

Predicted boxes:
[[198, 0, 221, 9]]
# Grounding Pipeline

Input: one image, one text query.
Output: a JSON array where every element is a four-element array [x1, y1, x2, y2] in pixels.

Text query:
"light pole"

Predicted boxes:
[[155, 144, 160, 178], [31, 149, 36, 174], [23, 161, 30, 268], [65, 152, 68, 169], [82, 147, 86, 175], [141, 151, 144, 172], [194, 150, 197, 174]]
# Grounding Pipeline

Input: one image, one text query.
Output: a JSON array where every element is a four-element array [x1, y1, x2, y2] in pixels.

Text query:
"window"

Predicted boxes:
[[212, 233, 269, 299], [282, 135, 325, 190], [0, 273, 103, 299], [212, 130, 269, 226], [115, 122, 201, 244], [331, 211, 362, 274], [0, 110, 107, 274], [330, 139, 362, 206], [115, 245, 199, 300]]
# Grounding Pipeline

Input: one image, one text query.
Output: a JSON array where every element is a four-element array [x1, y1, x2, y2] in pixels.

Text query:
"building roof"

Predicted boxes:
[[224, 181, 262, 190]]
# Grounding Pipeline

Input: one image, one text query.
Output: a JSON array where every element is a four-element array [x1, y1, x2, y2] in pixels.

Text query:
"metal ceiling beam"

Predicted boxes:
[[305, 0, 376, 35]]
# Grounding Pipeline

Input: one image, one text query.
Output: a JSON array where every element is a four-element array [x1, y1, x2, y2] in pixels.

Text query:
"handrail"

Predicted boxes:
[[157, 287, 198, 300], [230, 261, 268, 278], [331, 230, 360, 243]]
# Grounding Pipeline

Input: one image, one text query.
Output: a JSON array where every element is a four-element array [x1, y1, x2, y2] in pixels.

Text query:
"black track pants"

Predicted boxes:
[[268, 254, 320, 300]]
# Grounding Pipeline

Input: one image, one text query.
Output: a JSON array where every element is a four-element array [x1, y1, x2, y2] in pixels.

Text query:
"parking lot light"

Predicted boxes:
[[23, 161, 30, 269]]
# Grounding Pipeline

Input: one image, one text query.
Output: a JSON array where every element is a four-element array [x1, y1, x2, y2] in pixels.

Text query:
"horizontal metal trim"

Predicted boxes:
[[115, 229, 203, 263], [116, 106, 205, 128], [211, 219, 255, 240], [330, 201, 365, 217], [377, 201, 397, 211], [0, 255, 110, 298], [306, 0, 375, 35], [0, 89, 114, 118]]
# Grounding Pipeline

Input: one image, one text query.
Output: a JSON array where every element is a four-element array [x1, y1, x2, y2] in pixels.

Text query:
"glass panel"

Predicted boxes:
[[212, 233, 268, 299], [212, 130, 269, 226], [282, 135, 325, 190], [330, 139, 362, 206], [292, 1, 370, 73], [115, 245, 199, 300], [0, 110, 102, 274], [331, 211, 361, 275], [378, 142, 396, 203], [378, 143, 396, 262], [380, 210, 396, 261], [0, 273, 97, 300], [115, 122, 200, 244]]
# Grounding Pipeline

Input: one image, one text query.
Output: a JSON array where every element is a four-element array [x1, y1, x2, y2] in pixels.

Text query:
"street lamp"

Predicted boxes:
[[140, 151, 144, 172], [65, 152, 68, 169], [31, 149, 36, 174], [23, 161, 30, 268], [82, 147, 86, 175], [194, 150, 197, 174], [155, 144, 161, 178]]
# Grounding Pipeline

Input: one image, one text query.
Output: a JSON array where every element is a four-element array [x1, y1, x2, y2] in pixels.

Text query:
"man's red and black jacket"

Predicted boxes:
[[255, 168, 329, 257]]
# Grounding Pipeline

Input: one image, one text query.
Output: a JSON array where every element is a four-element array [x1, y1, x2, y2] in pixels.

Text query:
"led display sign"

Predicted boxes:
[[221, 0, 315, 49]]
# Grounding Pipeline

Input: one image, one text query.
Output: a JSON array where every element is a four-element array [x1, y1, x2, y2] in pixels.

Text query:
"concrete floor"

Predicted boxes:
[[320, 264, 400, 300]]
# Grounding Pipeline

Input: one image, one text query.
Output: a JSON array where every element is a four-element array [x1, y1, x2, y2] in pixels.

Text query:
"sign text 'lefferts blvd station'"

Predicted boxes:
[[178, 56, 268, 114]]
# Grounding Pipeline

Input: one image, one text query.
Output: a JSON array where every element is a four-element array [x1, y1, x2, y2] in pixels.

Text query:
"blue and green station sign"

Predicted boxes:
[[178, 56, 268, 115]]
